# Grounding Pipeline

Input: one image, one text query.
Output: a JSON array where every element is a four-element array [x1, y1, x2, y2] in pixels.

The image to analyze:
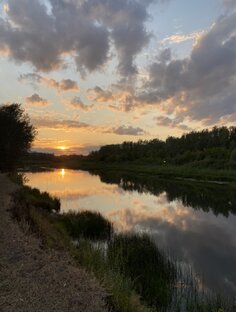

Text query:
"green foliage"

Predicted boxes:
[[57, 210, 113, 240], [230, 148, 236, 161], [24, 186, 60, 212], [108, 233, 175, 309], [0, 104, 36, 171], [89, 126, 236, 169], [13, 186, 60, 215]]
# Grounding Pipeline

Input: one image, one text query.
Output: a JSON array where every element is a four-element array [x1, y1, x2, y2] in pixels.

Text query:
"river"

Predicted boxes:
[[25, 168, 236, 299]]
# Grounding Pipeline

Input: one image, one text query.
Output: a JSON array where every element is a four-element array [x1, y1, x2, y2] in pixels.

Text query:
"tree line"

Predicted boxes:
[[89, 127, 236, 169], [1, 103, 236, 171]]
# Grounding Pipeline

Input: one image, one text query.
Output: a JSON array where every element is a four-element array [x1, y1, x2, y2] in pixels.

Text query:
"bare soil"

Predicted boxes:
[[0, 174, 108, 312]]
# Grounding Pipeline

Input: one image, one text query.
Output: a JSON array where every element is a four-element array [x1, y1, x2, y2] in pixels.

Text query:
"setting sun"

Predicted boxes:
[[58, 146, 67, 151]]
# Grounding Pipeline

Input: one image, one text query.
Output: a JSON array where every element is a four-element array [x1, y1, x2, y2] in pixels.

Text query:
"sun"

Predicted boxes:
[[58, 146, 67, 151]]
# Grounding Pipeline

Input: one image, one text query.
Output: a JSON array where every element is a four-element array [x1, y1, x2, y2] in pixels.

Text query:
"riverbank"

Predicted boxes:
[[41, 160, 236, 186], [6, 174, 151, 312], [0, 174, 108, 312]]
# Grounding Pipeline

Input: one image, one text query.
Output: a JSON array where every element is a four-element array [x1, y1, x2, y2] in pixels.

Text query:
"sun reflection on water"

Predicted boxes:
[[60, 168, 65, 177]]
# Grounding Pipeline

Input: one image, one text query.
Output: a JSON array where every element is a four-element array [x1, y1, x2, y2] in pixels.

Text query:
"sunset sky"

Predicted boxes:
[[0, 0, 236, 155]]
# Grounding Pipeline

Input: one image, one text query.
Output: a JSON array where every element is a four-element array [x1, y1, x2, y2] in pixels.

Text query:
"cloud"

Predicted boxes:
[[31, 114, 145, 136], [32, 116, 90, 130], [111, 125, 146, 136], [155, 116, 192, 131], [0, 0, 109, 73], [19, 73, 79, 92], [81, 0, 153, 77], [3, 4, 10, 13], [26, 93, 49, 106], [44, 78, 79, 92], [162, 31, 203, 44], [0, 0, 154, 77], [68, 96, 94, 111], [19, 73, 41, 84], [87, 86, 114, 103], [136, 12, 236, 125], [223, 0, 236, 9]]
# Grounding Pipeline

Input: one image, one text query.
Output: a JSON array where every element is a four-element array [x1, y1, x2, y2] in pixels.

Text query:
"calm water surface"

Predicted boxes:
[[25, 168, 236, 298]]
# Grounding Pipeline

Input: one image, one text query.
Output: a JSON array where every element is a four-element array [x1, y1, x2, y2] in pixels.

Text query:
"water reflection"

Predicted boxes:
[[94, 170, 236, 217], [60, 168, 65, 177], [25, 169, 236, 298]]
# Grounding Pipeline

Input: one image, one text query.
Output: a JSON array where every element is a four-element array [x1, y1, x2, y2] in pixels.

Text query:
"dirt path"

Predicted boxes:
[[0, 174, 108, 312]]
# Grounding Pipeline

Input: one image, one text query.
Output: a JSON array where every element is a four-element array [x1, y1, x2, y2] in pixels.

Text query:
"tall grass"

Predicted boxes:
[[108, 233, 175, 309], [57, 210, 113, 240], [14, 185, 60, 213]]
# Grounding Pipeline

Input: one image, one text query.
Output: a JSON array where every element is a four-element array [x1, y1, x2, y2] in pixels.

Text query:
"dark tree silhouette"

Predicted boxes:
[[0, 104, 36, 171]]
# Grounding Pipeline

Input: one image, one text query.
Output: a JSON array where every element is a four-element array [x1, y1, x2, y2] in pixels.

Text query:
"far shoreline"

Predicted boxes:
[[20, 160, 236, 187]]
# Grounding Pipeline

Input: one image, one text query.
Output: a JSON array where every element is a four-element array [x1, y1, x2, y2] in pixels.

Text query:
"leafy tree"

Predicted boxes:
[[89, 126, 236, 169], [0, 104, 36, 171]]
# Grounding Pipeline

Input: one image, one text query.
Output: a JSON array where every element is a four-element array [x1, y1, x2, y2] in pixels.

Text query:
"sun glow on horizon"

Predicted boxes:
[[58, 146, 67, 151]]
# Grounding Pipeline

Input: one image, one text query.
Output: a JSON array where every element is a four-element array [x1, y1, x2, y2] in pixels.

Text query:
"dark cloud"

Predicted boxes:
[[31, 115, 145, 136], [155, 116, 192, 131], [137, 12, 236, 124], [19, 73, 42, 84], [111, 125, 145, 135], [81, 0, 152, 77], [20, 73, 79, 92], [223, 0, 236, 8], [0, 0, 154, 77], [69, 96, 94, 111], [26, 93, 49, 106], [87, 86, 114, 103], [58, 79, 79, 92], [0, 0, 109, 73]]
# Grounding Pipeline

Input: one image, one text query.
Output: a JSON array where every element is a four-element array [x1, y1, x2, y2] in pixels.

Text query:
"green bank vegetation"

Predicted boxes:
[[11, 177, 236, 312], [23, 126, 236, 185], [57, 210, 113, 241], [88, 126, 236, 169]]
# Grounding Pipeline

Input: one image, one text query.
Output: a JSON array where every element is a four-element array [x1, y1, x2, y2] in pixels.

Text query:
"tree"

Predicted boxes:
[[0, 104, 36, 171]]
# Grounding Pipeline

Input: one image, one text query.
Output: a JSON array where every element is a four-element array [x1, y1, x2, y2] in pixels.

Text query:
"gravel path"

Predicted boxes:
[[0, 174, 108, 312]]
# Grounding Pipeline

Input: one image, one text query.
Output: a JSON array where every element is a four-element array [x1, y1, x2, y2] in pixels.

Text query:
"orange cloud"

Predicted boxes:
[[26, 94, 49, 106]]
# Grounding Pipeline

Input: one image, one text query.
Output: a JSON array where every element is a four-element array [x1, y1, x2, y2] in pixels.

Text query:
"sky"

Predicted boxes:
[[0, 0, 236, 155]]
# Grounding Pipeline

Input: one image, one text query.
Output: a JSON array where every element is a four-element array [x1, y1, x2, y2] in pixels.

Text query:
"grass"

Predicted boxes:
[[56, 210, 113, 241], [108, 233, 175, 309], [21, 185, 60, 212]]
